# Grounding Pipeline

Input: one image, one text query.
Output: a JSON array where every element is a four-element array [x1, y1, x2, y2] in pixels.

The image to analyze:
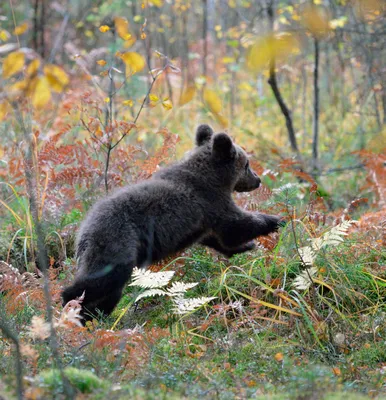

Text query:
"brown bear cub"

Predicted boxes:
[[62, 125, 283, 320]]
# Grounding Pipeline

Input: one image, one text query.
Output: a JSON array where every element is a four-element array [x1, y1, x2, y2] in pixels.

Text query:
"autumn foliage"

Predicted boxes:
[[1, 0, 386, 398]]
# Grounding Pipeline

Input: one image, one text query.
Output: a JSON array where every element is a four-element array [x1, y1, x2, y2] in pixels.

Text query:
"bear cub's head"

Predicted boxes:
[[195, 124, 261, 192]]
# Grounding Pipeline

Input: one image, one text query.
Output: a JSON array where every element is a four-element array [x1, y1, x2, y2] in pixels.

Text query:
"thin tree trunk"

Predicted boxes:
[[40, 0, 46, 58], [312, 38, 320, 170], [0, 316, 23, 400], [32, 0, 47, 58], [266, 1, 300, 157], [15, 109, 74, 399], [202, 0, 208, 78], [301, 64, 307, 150], [33, 0, 39, 54]]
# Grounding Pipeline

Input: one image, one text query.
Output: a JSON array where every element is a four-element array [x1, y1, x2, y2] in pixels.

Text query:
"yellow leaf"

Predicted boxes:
[[2, 51, 25, 79], [246, 33, 299, 73], [0, 30, 10, 42], [14, 22, 29, 36], [329, 16, 348, 29], [26, 59, 40, 77], [99, 25, 110, 33], [122, 99, 133, 107], [179, 86, 196, 106], [162, 99, 172, 110], [120, 52, 146, 75], [238, 82, 253, 92], [203, 88, 222, 114], [301, 5, 331, 38], [332, 367, 341, 376], [104, 97, 110, 103], [97, 59, 107, 66], [30, 76, 51, 108], [0, 101, 10, 121], [274, 352, 284, 362], [114, 17, 132, 41], [140, 32, 147, 40], [123, 35, 136, 48], [222, 57, 235, 64], [149, 94, 159, 102], [44, 64, 69, 92], [149, 0, 164, 6]]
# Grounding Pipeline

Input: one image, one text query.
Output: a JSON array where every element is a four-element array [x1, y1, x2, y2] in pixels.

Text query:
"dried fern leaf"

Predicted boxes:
[[167, 281, 198, 296], [135, 289, 168, 302], [129, 267, 175, 289], [293, 267, 318, 291], [173, 296, 216, 315]]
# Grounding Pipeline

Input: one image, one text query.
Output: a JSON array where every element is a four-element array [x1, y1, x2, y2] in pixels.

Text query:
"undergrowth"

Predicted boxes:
[[1, 5, 386, 397]]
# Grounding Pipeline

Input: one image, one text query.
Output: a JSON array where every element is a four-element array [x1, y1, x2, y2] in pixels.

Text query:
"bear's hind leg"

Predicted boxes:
[[62, 263, 132, 323], [81, 288, 125, 322]]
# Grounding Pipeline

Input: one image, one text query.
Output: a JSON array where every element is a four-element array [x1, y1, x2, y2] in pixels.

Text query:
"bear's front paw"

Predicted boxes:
[[277, 217, 288, 228], [260, 214, 285, 234], [223, 241, 256, 258], [242, 241, 256, 252]]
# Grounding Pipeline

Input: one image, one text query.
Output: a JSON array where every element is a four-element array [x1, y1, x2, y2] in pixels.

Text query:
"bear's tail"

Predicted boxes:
[[62, 263, 133, 322]]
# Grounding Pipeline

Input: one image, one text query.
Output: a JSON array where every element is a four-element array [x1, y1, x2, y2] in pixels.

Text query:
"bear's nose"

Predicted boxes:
[[255, 177, 261, 188]]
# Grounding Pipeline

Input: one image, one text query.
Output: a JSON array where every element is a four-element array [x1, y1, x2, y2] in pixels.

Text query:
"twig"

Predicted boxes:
[[311, 163, 364, 177], [0, 312, 23, 400], [112, 61, 169, 151], [48, 12, 70, 63], [284, 197, 317, 306]]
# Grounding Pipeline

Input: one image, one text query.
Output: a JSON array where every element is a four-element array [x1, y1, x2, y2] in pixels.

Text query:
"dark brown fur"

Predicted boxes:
[[62, 125, 282, 320]]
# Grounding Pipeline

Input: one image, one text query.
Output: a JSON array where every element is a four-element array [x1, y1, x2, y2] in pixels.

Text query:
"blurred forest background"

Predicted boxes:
[[0, 1, 386, 399]]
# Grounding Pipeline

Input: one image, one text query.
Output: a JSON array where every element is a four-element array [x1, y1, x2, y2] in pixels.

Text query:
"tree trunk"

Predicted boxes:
[[312, 38, 320, 170], [202, 0, 208, 78]]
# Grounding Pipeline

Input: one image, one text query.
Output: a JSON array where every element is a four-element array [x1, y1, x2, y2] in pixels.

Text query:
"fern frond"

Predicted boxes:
[[322, 220, 356, 246], [135, 289, 168, 302], [173, 297, 216, 315], [298, 246, 316, 266], [293, 267, 318, 291], [167, 281, 198, 296], [310, 237, 324, 251], [313, 220, 356, 249], [129, 267, 175, 289], [272, 182, 299, 194]]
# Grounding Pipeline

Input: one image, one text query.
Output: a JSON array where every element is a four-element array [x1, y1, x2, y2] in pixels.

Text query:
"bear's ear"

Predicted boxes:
[[196, 124, 214, 146], [212, 133, 235, 159]]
